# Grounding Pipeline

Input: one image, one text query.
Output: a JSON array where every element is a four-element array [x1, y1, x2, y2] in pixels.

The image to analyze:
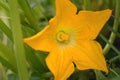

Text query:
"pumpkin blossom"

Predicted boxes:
[[24, 0, 112, 80]]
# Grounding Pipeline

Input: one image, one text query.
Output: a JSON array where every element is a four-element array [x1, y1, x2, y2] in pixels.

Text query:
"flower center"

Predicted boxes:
[[56, 31, 69, 42]]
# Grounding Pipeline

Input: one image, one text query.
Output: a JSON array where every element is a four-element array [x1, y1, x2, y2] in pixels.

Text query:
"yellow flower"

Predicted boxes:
[[24, 0, 112, 80]]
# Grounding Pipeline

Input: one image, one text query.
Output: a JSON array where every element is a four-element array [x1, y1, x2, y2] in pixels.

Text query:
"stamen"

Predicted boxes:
[[56, 31, 69, 42]]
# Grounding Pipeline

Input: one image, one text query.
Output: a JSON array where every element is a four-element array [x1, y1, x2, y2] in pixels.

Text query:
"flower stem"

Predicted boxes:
[[9, 0, 29, 80], [103, 0, 120, 55], [84, 0, 92, 10]]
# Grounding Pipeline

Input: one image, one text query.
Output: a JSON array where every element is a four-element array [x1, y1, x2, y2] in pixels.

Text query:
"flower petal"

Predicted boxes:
[[24, 20, 57, 52], [73, 41, 108, 72], [74, 9, 112, 40], [46, 47, 74, 80], [56, 0, 77, 21]]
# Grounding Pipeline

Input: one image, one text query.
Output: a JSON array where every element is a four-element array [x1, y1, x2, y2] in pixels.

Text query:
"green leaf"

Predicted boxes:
[[0, 20, 13, 41], [0, 53, 17, 73], [18, 0, 40, 32], [0, 41, 16, 67], [22, 25, 36, 38], [0, 30, 3, 41], [108, 68, 120, 80], [110, 77, 120, 80], [7, 73, 18, 80], [94, 70, 108, 80], [0, 64, 8, 80], [9, 0, 29, 79], [35, 51, 48, 70], [0, 0, 9, 11], [25, 45, 48, 74], [84, 0, 92, 10]]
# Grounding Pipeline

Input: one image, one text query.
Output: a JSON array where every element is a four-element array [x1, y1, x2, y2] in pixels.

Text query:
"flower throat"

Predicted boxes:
[[56, 31, 69, 43]]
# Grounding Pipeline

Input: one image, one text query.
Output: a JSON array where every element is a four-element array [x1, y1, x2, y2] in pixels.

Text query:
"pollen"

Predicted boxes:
[[56, 31, 69, 42]]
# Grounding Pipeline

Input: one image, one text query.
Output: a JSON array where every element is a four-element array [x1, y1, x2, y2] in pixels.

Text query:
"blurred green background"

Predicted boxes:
[[0, 0, 120, 80]]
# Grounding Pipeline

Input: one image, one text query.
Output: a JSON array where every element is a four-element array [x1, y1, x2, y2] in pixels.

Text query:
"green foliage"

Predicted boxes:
[[0, 0, 120, 80]]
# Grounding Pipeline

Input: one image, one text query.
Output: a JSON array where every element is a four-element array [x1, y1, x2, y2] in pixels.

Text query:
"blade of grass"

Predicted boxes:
[[94, 70, 107, 80], [23, 26, 48, 74], [25, 45, 47, 74], [40, 72, 53, 79], [84, 0, 92, 10], [110, 68, 120, 78], [9, 0, 29, 80], [0, 53, 17, 73], [18, 0, 40, 32], [109, 56, 119, 63], [0, 63, 8, 80], [34, 0, 48, 22], [0, 19, 13, 41], [0, 0, 9, 11], [103, 0, 120, 55], [0, 41, 16, 67]]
